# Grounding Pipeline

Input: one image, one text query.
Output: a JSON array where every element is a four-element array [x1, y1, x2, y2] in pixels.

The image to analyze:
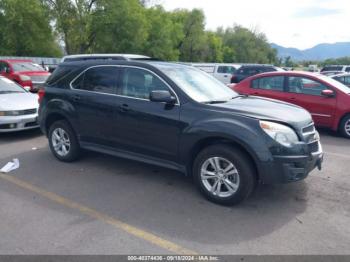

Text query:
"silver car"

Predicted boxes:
[[0, 76, 39, 132]]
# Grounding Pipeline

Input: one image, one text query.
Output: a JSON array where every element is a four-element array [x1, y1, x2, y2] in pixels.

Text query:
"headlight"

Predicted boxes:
[[0, 111, 21, 116], [19, 75, 31, 81], [260, 120, 299, 147]]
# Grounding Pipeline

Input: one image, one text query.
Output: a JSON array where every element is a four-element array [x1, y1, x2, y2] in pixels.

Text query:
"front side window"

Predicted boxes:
[[252, 76, 284, 91], [288, 77, 328, 96], [120, 68, 169, 99], [71, 66, 118, 94]]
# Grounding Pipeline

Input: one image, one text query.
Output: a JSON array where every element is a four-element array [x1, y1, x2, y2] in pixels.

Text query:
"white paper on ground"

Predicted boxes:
[[0, 159, 20, 173]]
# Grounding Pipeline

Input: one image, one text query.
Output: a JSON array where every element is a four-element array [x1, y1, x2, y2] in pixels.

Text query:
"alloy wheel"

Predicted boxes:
[[200, 157, 240, 198], [51, 128, 71, 157]]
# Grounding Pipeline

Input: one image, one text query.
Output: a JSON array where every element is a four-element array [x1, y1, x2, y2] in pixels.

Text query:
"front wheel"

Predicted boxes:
[[48, 120, 80, 162], [193, 145, 256, 206], [339, 115, 350, 139]]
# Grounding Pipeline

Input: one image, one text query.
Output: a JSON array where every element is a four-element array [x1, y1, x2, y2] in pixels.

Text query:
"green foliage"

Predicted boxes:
[[321, 57, 350, 66], [0, 0, 61, 56], [1, 0, 279, 64], [218, 25, 277, 64]]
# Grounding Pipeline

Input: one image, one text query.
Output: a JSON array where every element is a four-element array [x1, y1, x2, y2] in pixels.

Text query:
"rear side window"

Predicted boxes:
[[217, 66, 236, 74], [252, 76, 284, 91], [288, 77, 328, 96], [346, 67, 350, 72], [71, 66, 118, 94]]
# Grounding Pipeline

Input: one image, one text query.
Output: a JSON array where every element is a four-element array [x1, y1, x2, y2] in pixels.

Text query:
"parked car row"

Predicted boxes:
[[0, 59, 51, 92], [231, 71, 350, 138]]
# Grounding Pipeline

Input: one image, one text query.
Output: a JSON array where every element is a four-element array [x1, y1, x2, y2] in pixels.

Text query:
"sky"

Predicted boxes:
[[160, 0, 350, 50]]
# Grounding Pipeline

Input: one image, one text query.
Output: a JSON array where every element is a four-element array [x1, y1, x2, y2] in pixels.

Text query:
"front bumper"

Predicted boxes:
[[259, 141, 324, 184], [0, 114, 39, 133]]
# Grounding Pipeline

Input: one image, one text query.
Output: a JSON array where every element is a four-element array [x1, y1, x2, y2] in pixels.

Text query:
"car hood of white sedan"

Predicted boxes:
[[0, 93, 39, 111]]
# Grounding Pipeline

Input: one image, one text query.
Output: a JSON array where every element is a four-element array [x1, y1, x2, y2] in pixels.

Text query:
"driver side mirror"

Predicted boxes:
[[321, 89, 335, 98], [150, 90, 176, 104]]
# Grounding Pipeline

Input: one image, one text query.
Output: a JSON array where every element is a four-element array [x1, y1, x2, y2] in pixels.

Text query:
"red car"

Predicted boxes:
[[0, 59, 50, 92], [232, 71, 350, 138]]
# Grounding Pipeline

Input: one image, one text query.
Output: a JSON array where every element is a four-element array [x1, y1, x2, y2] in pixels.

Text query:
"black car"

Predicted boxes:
[[231, 65, 284, 83], [39, 60, 323, 205]]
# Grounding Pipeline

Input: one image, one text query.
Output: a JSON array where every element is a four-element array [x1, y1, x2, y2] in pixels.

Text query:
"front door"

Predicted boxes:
[[112, 66, 181, 162]]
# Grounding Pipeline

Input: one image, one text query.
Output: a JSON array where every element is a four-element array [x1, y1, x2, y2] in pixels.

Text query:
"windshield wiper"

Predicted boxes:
[[203, 100, 229, 104], [0, 91, 23, 94]]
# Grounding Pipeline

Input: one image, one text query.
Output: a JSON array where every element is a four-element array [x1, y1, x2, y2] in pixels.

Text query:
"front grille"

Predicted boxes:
[[30, 75, 49, 83], [22, 108, 37, 115], [308, 141, 319, 153], [301, 123, 320, 153], [302, 124, 316, 134]]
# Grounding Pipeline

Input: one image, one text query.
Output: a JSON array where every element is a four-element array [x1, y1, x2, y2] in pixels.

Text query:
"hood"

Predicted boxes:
[[211, 95, 313, 128], [0, 93, 39, 111]]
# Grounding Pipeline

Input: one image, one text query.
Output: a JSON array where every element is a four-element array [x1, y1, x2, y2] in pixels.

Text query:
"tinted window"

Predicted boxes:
[[12, 62, 45, 72], [346, 67, 350, 73], [252, 76, 284, 91], [288, 77, 328, 96], [121, 68, 169, 99], [217, 66, 236, 74], [72, 66, 118, 94], [0, 62, 9, 73], [344, 76, 350, 85]]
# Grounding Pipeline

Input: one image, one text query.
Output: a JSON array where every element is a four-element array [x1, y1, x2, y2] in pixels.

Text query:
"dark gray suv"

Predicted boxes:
[[39, 60, 323, 205]]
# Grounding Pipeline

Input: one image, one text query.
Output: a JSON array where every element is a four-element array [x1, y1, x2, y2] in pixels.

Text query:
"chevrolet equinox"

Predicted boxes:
[[39, 61, 324, 205]]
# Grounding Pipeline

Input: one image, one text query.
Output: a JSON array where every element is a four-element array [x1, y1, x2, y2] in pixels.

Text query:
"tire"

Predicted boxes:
[[339, 115, 350, 139], [48, 120, 80, 162], [193, 144, 256, 206]]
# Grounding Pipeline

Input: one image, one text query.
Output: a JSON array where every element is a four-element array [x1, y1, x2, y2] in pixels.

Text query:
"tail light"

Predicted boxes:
[[38, 88, 45, 104]]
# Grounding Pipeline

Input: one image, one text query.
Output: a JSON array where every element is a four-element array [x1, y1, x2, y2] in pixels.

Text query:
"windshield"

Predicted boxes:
[[12, 62, 45, 72], [318, 74, 350, 93], [0, 77, 26, 93], [158, 65, 237, 103]]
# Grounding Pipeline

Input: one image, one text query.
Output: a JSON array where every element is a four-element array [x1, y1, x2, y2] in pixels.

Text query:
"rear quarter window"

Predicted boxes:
[[46, 65, 77, 86]]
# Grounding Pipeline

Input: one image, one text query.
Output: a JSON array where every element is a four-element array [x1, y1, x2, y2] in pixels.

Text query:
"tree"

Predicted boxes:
[[172, 9, 207, 62], [0, 0, 61, 56], [43, 0, 98, 54], [143, 6, 182, 60], [218, 25, 277, 64]]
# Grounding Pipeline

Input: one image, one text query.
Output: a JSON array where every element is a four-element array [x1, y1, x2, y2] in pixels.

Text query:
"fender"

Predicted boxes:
[[178, 114, 274, 168]]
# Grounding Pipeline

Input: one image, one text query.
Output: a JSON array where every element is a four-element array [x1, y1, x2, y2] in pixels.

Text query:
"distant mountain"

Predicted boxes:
[[271, 42, 350, 61]]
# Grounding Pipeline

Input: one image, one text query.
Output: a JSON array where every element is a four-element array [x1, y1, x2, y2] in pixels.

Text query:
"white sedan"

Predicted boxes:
[[0, 76, 39, 132]]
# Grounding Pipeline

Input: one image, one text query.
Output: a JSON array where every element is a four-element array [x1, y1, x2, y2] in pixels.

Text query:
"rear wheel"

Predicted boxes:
[[48, 120, 80, 162], [193, 145, 256, 206], [339, 115, 350, 139]]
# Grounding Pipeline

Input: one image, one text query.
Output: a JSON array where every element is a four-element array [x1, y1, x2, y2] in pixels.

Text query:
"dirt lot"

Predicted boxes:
[[0, 129, 349, 255]]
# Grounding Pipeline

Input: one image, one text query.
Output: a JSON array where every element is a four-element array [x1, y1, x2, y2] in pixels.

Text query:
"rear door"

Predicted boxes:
[[286, 76, 337, 127], [69, 65, 120, 145], [249, 75, 288, 101]]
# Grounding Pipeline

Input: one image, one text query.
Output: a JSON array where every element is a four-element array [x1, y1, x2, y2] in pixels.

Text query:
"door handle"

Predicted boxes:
[[290, 97, 296, 100], [72, 94, 81, 102], [118, 104, 130, 113]]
